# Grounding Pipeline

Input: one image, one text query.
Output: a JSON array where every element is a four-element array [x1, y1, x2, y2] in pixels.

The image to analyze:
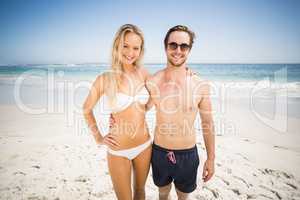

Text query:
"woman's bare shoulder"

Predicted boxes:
[[137, 66, 151, 80], [92, 72, 110, 90]]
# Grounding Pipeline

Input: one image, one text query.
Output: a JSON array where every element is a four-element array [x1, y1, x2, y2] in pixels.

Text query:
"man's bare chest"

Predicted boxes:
[[153, 80, 201, 113]]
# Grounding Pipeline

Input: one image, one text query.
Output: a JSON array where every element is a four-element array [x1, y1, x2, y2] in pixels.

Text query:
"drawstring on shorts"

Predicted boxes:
[[167, 151, 176, 164]]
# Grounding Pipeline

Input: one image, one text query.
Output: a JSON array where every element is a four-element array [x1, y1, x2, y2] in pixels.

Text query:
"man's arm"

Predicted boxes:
[[198, 80, 215, 182]]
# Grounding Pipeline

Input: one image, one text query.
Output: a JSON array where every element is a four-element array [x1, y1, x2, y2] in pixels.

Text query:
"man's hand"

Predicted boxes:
[[109, 113, 116, 128], [202, 159, 215, 182]]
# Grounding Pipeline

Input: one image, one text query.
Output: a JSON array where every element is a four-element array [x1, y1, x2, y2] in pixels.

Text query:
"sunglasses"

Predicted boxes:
[[168, 42, 190, 51]]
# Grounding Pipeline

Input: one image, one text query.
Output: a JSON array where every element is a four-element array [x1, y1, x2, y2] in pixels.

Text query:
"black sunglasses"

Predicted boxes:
[[168, 42, 190, 51]]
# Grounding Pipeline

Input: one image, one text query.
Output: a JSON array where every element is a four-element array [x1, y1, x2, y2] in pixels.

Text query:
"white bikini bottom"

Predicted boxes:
[[108, 139, 152, 160]]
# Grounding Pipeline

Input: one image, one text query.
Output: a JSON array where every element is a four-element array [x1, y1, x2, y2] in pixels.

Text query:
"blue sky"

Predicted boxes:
[[0, 0, 300, 64]]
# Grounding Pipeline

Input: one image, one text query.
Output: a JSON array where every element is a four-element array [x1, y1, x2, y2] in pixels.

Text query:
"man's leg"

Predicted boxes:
[[175, 188, 189, 200], [151, 144, 173, 200], [159, 183, 172, 200], [173, 146, 199, 200]]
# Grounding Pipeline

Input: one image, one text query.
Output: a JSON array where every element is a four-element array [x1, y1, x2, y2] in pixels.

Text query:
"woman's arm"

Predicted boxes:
[[145, 80, 154, 111], [83, 74, 120, 148], [83, 75, 105, 145]]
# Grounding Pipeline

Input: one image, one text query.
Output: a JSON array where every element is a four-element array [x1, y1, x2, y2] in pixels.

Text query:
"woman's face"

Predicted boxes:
[[121, 32, 142, 66]]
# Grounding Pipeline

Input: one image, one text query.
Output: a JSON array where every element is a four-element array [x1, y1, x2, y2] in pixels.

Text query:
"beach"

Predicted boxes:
[[0, 64, 300, 199]]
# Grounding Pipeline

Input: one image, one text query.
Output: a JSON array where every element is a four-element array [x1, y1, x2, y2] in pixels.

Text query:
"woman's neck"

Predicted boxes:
[[122, 63, 136, 73]]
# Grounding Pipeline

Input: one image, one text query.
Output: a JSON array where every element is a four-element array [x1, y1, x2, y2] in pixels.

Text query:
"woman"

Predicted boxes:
[[83, 24, 151, 200]]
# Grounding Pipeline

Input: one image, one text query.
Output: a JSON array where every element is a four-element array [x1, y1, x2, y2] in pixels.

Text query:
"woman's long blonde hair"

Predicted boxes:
[[104, 24, 145, 108]]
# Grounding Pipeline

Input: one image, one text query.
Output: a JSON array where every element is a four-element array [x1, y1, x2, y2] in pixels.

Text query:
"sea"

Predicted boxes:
[[0, 63, 299, 139]]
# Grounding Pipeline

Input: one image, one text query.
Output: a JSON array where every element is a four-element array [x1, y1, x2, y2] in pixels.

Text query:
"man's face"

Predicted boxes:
[[166, 31, 191, 67]]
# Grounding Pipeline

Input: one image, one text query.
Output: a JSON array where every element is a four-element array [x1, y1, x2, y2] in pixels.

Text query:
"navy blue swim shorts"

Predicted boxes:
[[151, 143, 200, 193]]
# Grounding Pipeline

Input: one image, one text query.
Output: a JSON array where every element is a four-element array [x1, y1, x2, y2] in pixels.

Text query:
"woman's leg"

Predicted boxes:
[[107, 153, 132, 200], [132, 145, 152, 200]]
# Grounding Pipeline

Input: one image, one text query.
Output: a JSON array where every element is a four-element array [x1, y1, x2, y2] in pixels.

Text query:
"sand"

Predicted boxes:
[[0, 82, 300, 199]]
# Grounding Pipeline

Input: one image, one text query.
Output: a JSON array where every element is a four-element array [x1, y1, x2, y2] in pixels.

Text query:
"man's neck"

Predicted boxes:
[[166, 62, 187, 73], [164, 62, 188, 81]]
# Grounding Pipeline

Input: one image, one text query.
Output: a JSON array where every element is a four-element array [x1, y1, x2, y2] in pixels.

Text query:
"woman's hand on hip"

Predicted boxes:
[[98, 133, 120, 149]]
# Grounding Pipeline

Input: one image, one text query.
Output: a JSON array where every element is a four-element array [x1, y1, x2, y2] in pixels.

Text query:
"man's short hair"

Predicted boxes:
[[164, 25, 195, 49]]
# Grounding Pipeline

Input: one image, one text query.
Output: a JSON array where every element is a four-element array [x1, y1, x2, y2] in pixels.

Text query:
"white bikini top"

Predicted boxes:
[[100, 86, 150, 113]]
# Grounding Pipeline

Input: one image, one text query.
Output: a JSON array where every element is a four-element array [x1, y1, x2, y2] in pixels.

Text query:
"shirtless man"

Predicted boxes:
[[146, 25, 215, 200]]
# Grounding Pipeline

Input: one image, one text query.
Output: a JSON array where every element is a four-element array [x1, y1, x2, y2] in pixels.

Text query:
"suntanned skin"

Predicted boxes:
[[146, 31, 215, 200], [83, 32, 152, 200]]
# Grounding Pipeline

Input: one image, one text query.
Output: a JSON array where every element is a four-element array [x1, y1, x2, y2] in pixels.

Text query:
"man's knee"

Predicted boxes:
[[159, 184, 172, 199], [175, 188, 189, 200]]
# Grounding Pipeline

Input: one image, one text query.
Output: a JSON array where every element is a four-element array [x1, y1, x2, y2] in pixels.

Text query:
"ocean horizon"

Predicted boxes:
[[1, 63, 300, 82], [1, 63, 299, 119]]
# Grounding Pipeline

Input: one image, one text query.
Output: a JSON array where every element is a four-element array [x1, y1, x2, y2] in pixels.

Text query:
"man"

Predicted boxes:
[[146, 25, 215, 200]]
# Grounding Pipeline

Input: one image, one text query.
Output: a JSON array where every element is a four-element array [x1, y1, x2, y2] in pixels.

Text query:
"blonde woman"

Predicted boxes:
[[83, 24, 151, 200]]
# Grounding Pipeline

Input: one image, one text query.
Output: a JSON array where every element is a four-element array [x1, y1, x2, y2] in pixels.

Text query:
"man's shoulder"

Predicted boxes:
[[189, 72, 211, 94], [189, 71, 208, 83]]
